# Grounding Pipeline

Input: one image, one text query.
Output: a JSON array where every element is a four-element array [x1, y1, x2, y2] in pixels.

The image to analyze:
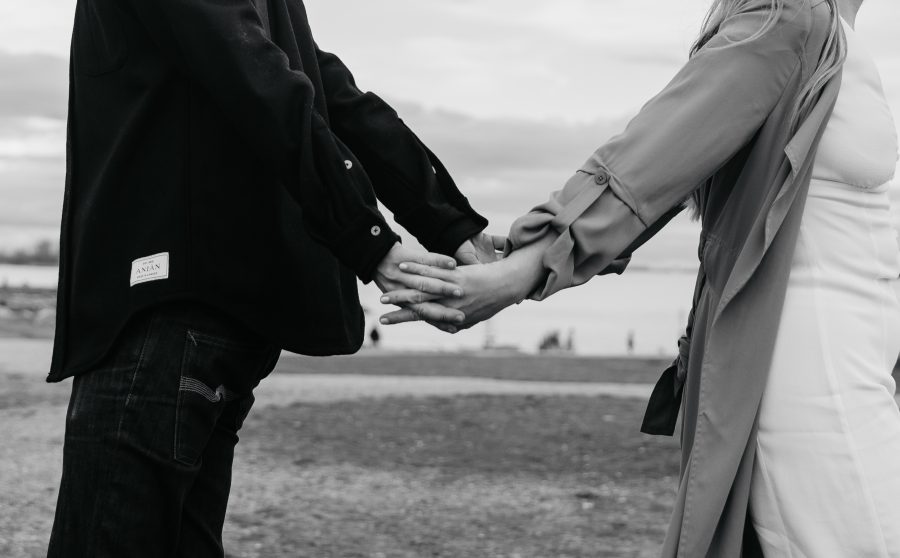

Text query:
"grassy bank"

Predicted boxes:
[[226, 394, 679, 557], [277, 353, 671, 385]]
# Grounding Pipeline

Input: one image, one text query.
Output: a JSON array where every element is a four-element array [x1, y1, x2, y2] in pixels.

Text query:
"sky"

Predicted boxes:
[[0, 1, 898, 352], [1, 0, 897, 256]]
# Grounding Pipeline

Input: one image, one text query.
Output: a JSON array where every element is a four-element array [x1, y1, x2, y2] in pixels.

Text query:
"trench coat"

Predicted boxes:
[[508, 0, 838, 554]]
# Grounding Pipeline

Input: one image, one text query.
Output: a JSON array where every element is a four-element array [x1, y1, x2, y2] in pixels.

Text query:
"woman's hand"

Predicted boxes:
[[378, 260, 519, 331], [454, 232, 508, 265], [378, 236, 554, 331]]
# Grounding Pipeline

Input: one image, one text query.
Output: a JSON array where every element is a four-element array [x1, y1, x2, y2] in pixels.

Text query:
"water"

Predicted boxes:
[[17, 263, 900, 358], [14, 262, 900, 358], [0, 263, 697, 356], [359, 270, 698, 357], [0, 264, 58, 289]]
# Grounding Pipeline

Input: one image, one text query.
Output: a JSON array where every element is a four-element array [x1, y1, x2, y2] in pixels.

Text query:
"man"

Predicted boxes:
[[47, 0, 496, 555]]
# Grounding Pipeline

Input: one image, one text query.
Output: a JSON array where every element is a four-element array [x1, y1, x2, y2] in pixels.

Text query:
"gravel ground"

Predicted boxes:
[[3, 338, 898, 557], [0, 338, 668, 558]]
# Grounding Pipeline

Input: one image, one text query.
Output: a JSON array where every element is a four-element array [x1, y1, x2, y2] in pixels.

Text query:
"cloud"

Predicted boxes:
[[0, 52, 68, 119], [0, 51, 69, 248], [0, 0, 75, 56], [304, 0, 707, 122], [0, 156, 65, 227], [0, 0, 895, 262], [0, 82, 701, 265], [392, 101, 624, 174], [383, 100, 700, 267], [2, 1, 897, 122], [0, 117, 67, 158]]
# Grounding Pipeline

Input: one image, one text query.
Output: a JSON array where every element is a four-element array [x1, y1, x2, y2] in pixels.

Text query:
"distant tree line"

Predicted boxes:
[[0, 240, 59, 266]]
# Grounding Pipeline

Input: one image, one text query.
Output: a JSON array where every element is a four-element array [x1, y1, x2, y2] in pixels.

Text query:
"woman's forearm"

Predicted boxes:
[[500, 235, 557, 304]]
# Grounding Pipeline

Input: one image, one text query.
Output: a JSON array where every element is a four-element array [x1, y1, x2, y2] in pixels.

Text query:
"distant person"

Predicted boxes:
[[46, 0, 502, 556], [381, 0, 900, 555], [538, 330, 561, 353], [369, 326, 381, 349], [626, 330, 635, 356]]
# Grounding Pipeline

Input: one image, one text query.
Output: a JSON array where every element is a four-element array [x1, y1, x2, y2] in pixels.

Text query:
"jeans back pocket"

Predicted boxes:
[[174, 330, 276, 466]]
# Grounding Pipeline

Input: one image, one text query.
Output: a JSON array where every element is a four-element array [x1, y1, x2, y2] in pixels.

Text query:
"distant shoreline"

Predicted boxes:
[[0, 262, 701, 292], [0, 259, 57, 267], [0, 285, 56, 339]]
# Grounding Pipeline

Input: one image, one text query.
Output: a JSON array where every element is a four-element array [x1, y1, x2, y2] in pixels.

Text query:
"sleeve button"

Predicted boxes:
[[344, 160, 353, 170], [370, 226, 381, 236], [594, 172, 609, 185]]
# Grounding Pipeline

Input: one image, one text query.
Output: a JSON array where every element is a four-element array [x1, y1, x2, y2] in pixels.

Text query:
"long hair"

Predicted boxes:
[[687, 0, 847, 217]]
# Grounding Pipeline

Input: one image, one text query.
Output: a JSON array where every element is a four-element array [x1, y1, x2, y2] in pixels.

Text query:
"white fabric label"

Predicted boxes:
[[130, 252, 170, 287]]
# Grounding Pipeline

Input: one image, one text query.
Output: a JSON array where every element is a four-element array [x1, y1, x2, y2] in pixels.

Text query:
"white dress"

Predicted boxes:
[[750, 18, 900, 557]]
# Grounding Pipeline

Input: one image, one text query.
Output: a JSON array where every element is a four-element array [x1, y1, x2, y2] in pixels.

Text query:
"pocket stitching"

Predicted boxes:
[[173, 328, 277, 465], [186, 328, 267, 353], [186, 327, 278, 380], [174, 333, 250, 465], [173, 337, 192, 465], [179, 376, 237, 403], [114, 312, 157, 439]]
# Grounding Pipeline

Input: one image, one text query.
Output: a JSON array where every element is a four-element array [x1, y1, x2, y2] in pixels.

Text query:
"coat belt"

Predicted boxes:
[[641, 255, 707, 436]]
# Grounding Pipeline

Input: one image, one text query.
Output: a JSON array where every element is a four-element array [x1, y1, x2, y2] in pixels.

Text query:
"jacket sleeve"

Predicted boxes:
[[123, 0, 400, 282], [508, 5, 807, 299], [316, 47, 489, 256]]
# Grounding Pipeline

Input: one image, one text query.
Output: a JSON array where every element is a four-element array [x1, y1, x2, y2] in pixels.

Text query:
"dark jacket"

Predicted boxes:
[[49, 0, 487, 380]]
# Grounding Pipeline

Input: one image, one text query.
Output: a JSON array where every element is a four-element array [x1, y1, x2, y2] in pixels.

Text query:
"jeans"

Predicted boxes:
[[48, 303, 281, 558]]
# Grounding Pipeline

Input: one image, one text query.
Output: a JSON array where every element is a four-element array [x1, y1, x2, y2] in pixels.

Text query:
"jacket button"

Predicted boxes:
[[594, 172, 609, 186], [344, 160, 353, 170], [370, 226, 381, 237]]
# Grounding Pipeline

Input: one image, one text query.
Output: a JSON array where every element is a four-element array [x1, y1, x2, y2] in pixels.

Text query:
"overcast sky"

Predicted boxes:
[[0, 0, 897, 351], [0, 0, 898, 259], [3, 0, 897, 119]]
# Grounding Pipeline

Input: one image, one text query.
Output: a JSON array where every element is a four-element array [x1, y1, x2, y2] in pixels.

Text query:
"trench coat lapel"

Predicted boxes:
[[716, 75, 841, 326], [664, 77, 841, 557], [768, 75, 843, 246]]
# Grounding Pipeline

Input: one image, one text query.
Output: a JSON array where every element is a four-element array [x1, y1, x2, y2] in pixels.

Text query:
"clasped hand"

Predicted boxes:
[[377, 233, 547, 333], [373, 242, 468, 327]]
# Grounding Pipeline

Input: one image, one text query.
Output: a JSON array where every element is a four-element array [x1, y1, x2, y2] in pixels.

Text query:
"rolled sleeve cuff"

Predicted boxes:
[[508, 168, 645, 300], [331, 213, 400, 283]]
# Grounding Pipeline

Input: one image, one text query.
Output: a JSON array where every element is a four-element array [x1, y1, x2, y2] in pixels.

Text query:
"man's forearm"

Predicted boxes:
[[125, 0, 398, 281], [316, 47, 488, 255]]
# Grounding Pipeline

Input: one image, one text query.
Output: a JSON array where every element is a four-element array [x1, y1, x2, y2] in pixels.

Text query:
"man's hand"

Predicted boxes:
[[373, 243, 467, 327], [378, 236, 555, 332], [454, 233, 507, 266]]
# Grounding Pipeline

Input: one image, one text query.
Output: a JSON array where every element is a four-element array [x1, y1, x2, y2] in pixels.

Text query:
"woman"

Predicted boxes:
[[380, 0, 900, 555]]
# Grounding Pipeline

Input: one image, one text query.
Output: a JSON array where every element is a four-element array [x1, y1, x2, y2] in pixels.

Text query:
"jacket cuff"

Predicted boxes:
[[431, 214, 489, 256], [331, 215, 400, 283], [395, 205, 488, 256]]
